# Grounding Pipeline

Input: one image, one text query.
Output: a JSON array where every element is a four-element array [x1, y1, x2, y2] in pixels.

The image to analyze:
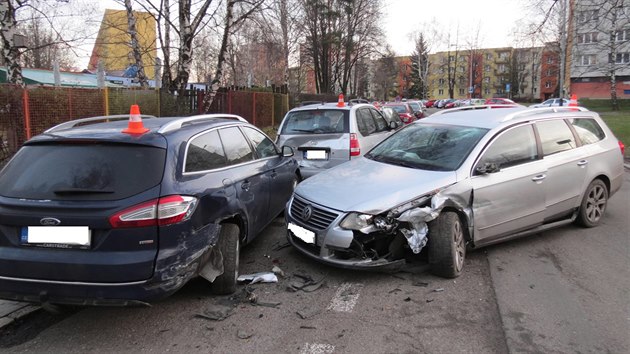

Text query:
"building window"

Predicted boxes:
[[499, 52, 509, 60], [578, 55, 596, 65], [546, 69, 553, 76], [484, 77, 490, 83], [484, 64, 490, 72], [547, 56, 554, 64], [610, 53, 630, 64], [533, 87, 537, 94], [486, 53, 492, 60], [577, 32, 598, 44], [545, 81, 552, 88], [615, 29, 630, 42], [484, 88, 490, 95], [532, 52, 539, 60], [533, 75, 538, 81], [449, 55, 455, 62], [438, 78, 445, 85], [459, 66, 466, 73], [498, 64, 506, 73], [459, 88, 465, 95], [439, 68, 445, 74], [578, 9, 599, 23], [518, 64, 526, 71], [438, 89, 444, 95]]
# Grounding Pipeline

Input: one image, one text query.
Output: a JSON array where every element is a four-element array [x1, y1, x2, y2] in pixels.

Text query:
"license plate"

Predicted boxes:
[[288, 223, 315, 244], [304, 150, 327, 160], [21, 226, 91, 248]]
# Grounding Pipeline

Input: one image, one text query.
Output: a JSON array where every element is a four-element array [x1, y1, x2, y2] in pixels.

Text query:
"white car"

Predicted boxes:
[[531, 98, 571, 108]]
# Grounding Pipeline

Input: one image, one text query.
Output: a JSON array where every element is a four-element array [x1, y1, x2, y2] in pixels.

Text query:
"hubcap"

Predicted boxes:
[[585, 185, 606, 223], [453, 220, 465, 272]]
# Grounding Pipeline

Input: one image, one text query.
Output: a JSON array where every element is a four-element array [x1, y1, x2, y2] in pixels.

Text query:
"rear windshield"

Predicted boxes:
[[281, 109, 349, 135], [0, 144, 166, 200]]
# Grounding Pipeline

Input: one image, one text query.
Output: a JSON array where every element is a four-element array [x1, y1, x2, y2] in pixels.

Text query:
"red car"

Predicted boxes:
[[383, 103, 416, 124], [425, 99, 436, 108], [485, 98, 517, 105]]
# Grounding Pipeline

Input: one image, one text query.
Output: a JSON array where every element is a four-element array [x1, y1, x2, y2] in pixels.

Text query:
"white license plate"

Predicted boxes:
[[22, 226, 91, 247], [288, 223, 315, 244], [304, 150, 327, 160]]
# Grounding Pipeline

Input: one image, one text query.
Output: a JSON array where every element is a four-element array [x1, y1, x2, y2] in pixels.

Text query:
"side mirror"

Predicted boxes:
[[282, 145, 294, 157], [389, 121, 398, 130], [475, 162, 500, 175]]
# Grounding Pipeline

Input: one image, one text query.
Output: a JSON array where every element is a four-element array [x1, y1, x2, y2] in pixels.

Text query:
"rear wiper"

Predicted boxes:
[[290, 129, 316, 133], [54, 188, 114, 194]]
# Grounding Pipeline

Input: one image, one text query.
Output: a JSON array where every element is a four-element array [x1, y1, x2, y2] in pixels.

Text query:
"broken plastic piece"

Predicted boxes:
[[237, 272, 278, 284]]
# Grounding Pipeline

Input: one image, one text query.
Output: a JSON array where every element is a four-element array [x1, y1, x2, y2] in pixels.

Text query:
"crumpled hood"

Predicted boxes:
[[294, 157, 458, 214]]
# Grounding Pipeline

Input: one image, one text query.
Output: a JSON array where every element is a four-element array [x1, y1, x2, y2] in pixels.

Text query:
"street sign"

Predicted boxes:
[[468, 86, 474, 93], [506, 83, 511, 91]]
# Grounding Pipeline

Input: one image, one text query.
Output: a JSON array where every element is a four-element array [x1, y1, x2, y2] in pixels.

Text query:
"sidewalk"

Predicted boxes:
[[0, 300, 40, 329]]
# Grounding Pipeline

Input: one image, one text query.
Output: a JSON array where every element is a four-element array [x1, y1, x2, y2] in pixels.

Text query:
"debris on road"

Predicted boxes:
[[195, 304, 234, 321], [237, 329, 253, 339], [296, 307, 320, 319], [412, 280, 429, 287], [237, 272, 278, 284], [433, 288, 444, 293], [287, 273, 325, 292], [272, 266, 286, 278]]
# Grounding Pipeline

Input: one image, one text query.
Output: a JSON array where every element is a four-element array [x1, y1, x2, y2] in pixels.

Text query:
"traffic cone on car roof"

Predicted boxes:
[[569, 94, 578, 107], [122, 104, 149, 134], [337, 93, 345, 107]]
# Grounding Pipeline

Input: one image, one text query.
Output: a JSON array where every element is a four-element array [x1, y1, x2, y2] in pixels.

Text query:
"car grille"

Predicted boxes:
[[291, 197, 339, 230]]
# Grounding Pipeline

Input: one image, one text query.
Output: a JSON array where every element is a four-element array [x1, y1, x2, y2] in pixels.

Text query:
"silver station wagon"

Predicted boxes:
[[276, 101, 397, 179], [285, 106, 625, 277]]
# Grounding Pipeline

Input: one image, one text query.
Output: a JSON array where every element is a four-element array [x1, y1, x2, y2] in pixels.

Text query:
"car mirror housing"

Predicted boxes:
[[282, 145, 294, 157], [389, 121, 398, 130], [475, 162, 500, 175]]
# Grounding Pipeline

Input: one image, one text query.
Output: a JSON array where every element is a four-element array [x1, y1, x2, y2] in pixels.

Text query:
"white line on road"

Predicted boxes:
[[300, 343, 335, 354], [327, 282, 362, 313]]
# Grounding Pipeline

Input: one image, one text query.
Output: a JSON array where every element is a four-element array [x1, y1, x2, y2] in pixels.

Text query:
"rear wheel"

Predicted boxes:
[[211, 224, 240, 295], [428, 211, 466, 278], [576, 179, 608, 228]]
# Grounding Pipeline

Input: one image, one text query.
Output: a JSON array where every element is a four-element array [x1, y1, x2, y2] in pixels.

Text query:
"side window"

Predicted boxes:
[[185, 130, 227, 172], [241, 126, 278, 158], [536, 120, 577, 156], [356, 109, 376, 136], [218, 127, 254, 166], [478, 125, 538, 170], [569, 118, 605, 145], [369, 108, 388, 132]]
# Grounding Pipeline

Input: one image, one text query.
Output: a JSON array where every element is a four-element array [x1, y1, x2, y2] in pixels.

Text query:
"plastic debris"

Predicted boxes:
[[272, 266, 286, 278], [237, 272, 278, 284]]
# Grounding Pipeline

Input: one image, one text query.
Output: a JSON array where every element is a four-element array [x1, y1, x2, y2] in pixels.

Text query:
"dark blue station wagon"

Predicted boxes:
[[0, 110, 298, 305]]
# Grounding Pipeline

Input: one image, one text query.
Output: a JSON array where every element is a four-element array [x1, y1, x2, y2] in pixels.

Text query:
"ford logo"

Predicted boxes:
[[301, 205, 313, 222], [40, 217, 61, 226]]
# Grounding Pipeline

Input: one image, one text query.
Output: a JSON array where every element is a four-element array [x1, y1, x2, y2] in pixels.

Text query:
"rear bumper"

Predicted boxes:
[[0, 223, 221, 306]]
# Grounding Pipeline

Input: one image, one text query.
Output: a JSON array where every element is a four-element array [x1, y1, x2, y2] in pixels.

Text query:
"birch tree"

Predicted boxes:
[[0, 0, 25, 86], [124, 0, 149, 88]]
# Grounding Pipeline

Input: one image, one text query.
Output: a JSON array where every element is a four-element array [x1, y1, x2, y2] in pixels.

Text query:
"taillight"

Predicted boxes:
[[619, 140, 625, 156], [109, 195, 198, 228], [350, 133, 360, 156]]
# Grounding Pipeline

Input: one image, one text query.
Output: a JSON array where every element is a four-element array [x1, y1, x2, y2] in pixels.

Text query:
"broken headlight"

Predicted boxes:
[[340, 213, 374, 231]]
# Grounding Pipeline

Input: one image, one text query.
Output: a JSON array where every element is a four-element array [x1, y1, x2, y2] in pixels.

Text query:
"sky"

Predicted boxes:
[[382, 0, 525, 55]]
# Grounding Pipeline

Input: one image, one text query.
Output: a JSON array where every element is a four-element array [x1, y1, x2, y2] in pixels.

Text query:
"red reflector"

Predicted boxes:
[[350, 133, 360, 156], [109, 195, 198, 228], [620, 140, 625, 156]]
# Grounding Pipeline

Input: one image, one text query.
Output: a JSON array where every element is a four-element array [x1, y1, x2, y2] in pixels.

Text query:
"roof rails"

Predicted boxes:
[[158, 114, 247, 133], [430, 104, 521, 116], [45, 114, 157, 133], [500, 106, 590, 122]]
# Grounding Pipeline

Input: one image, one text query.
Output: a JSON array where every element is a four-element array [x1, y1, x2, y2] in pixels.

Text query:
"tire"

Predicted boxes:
[[576, 179, 608, 228], [428, 211, 466, 278], [211, 224, 240, 295]]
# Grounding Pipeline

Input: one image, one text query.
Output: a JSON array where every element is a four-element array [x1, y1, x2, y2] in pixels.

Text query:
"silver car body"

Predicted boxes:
[[276, 102, 396, 179], [285, 106, 624, 270]]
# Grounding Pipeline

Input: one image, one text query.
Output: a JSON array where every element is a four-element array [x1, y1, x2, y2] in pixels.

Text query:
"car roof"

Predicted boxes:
[[288, 102, 372, 112], [423, 106, 596, 130]]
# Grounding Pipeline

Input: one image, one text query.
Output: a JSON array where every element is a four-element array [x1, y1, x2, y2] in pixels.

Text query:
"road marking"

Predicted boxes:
[[300, 343, 335, 354], [327, 282, 362, 313]]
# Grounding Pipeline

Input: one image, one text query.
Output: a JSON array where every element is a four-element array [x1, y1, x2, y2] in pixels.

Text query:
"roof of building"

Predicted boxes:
[[0, 67, 123, 88]]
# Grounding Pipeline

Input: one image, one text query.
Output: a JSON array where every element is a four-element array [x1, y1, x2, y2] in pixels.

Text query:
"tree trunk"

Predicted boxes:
[[160, 0, 173, 91], [0, 0, 24, 86], [124, 0, 149, 88], [202, 0, 235, 113]]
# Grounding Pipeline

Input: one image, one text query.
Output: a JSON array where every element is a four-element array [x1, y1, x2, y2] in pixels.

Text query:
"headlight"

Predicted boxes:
[[340, 213, 373, 230]]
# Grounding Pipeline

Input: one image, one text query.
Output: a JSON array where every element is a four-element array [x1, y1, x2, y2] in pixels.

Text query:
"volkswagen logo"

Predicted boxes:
[[301, 205, 313, 222], [40, 217, 61, 226]]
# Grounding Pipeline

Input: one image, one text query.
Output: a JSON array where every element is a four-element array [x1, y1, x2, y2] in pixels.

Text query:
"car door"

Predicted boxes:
[[218, 126, 270, 238], [534, 119, 588, 221], [240, 126, 295, 219], [471, 124, 546, 246]]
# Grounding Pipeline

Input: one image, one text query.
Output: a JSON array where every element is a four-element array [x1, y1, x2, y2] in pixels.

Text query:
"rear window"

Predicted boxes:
[[0, 144, 166, 200], [281, 109, 349, 134], [569, 118, 605, 145]]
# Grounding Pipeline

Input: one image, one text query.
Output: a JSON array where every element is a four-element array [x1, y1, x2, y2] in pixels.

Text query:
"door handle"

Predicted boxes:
[[270, 170, 278, 178], [531, 174, 546, 182], [577, 160, 588, 167], [241, 181, 251, 190]]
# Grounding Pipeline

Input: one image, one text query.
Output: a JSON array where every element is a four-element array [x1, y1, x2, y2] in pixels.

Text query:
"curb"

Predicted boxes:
[[0, 301, 41, 330]]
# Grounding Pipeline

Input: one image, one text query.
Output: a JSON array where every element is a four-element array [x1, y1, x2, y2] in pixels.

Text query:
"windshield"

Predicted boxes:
[[365, 123, 488, 171], [386, 105, 407, 113], [281, 109, 349, 134]]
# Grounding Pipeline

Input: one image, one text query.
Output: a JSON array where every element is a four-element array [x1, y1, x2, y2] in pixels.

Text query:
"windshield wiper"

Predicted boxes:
[[54, 188, 114, 194], [290, 129, 316, 133]]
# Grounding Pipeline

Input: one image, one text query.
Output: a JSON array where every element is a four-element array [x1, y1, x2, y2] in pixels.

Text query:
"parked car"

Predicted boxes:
[[531, 98, 571, 108], [380, 106, 404, 129], [0, 108, 299, 306], [407, 101, 425, 119], [485, 97, 517, 105], [276, 100, 397, 179], [425, 100, 437, 108], [285, 106, 624, 277], [383, 102, 416, 124]]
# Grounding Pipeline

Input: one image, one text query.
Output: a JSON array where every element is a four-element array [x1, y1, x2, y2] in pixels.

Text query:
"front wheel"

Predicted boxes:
[[211, 224, 240, 295], [428, 211, 466, 278], [576, 179, 608, 228]]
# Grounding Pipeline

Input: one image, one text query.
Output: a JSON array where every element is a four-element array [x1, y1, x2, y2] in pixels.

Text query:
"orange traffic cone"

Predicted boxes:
[[568, 94, 578, 107], [337, 93, 345, 107], [122, 104, 149, 134]]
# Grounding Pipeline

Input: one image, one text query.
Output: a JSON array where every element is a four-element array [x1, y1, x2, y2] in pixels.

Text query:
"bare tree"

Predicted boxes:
[[124, 0, 149, 88], [1, 0, 29, 86], [371, 46, 397, 101]]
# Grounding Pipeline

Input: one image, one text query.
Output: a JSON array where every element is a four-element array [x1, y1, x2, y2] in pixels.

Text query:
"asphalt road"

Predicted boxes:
[[0, 173, 627, 353]]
